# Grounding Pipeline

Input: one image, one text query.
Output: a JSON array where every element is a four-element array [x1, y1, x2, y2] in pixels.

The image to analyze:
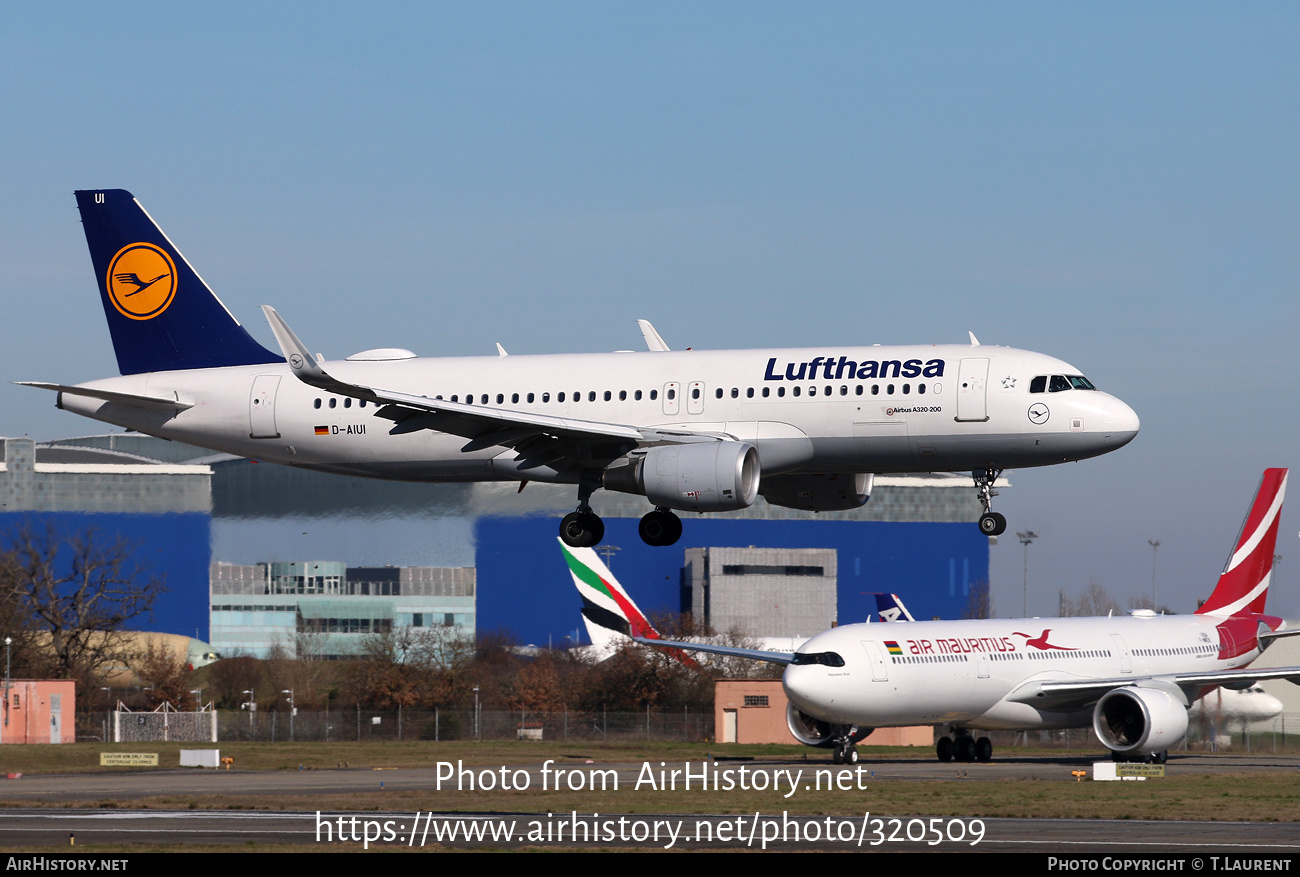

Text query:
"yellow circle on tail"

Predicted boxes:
[[106, 243, 177, 320]]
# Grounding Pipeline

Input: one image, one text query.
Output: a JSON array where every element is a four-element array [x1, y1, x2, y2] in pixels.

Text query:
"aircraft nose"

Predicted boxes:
[[1100, 396, 1140, 447], [781, 664, 828, 715]]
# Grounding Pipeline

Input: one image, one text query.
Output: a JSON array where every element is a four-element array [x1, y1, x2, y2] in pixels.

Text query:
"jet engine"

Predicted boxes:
[[760, 473, 873, 512], [785, 703, 870, 749], [786, 703, 837, 748], [603, 442, 760, 513], [1092, 686, 1189, 756]]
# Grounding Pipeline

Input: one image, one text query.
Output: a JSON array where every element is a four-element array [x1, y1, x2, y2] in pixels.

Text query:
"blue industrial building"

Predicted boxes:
[[475, 515, 988, 647]]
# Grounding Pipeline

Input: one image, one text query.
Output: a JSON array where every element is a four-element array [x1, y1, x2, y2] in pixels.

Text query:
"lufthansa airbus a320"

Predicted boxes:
[[22, 189, 1139, 547]]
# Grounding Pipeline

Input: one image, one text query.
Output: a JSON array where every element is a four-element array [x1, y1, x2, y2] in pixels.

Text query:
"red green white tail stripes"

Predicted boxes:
[[559, 539, 659, 645]]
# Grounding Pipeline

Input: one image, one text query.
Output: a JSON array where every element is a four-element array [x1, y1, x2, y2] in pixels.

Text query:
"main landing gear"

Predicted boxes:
[[973, 467, 1007, 536], [556, 476, 684, 548], [638, 507, 682, 547], [559, 509, 604, 548], [937, 730, 992, 763], [559, 474, 605, 548]]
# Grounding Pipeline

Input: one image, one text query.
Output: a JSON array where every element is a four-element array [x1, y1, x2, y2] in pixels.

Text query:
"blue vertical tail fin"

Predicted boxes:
[[75, 189, 281, 375]]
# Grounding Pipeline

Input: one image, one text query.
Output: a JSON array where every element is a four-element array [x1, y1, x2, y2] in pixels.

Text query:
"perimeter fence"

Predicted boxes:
[[211, 707, 714, 743]]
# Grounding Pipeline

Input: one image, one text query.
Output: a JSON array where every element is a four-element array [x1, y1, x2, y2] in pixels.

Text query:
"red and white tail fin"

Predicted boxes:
[[1197, 468, 1288, 617]]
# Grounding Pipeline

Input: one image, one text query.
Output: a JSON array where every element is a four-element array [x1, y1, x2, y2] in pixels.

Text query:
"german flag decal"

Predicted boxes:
[[314, 425, 329, 436]]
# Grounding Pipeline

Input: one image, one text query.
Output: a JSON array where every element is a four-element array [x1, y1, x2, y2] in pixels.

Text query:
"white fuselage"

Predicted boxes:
[[783, 613, 1259, 732], [57, 344, 1138, 488]]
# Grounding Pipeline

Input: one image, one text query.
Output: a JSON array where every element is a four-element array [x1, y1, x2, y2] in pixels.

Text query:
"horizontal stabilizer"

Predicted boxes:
[[16, 381, 193, 411]]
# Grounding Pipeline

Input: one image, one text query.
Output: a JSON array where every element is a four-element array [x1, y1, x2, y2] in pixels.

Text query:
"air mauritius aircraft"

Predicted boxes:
[[23, 189, 1139, 547], [631, 470, 1300, 765]]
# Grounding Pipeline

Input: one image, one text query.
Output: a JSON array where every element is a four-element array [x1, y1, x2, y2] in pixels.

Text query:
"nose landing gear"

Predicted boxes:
[[973, 468, 1007, 536]]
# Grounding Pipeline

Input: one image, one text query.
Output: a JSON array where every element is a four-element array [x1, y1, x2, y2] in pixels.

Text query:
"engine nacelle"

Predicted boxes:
[[760, 473, 874, 512], [786, 703, 836, 748], [785, 703, 870, 748], [603, 442, 760, 513], [1092, 686, 1189, 755]]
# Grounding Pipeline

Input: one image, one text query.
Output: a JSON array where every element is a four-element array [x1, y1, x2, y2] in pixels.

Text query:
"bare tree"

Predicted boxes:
[[962, 580, 992, 619], [1060, 579, 1120, 617], [0, 523, 165, 690], [136, 642, 197, 711]]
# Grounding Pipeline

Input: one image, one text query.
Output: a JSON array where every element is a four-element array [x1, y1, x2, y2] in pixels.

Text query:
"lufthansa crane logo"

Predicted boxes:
[[1027, 402, 1049, 424], [106, 243, 177, 320]]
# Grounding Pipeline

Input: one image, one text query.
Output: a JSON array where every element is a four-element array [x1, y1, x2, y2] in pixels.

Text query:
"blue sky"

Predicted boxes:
[[3, 3, 1298, 618]]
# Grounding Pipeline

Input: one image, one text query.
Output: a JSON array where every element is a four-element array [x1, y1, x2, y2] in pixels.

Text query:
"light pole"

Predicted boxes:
[[1148, 539, 1160, 609], [282, 689, 295, 741], [242, 688, 255, 736], [473, 686, 480, 741], [1017, 531, 1038, 617], [4, 636, 10, 729]]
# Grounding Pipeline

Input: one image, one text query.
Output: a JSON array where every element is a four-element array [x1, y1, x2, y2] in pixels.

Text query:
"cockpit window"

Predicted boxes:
[[790, 651, 845, 667], [1043, 374, 1097, 393]]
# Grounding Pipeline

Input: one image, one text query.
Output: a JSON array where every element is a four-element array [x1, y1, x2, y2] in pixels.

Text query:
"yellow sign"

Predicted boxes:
[[1116, 763, 1164, 778], [99, 752, 159, 767], [105, 243, 177, 320]]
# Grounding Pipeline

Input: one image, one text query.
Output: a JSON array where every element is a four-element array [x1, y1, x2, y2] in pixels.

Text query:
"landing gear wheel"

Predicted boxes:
[[975, 736, 993, 763], [937, 737, 954, 763], [832, 748, 844, 765], [972, 468, 1006, 536], [1154, 750, 1167, 765], [845, 745, 859, 765], [559, 511, 604, 548], [956, 736, 976, 763], [638, 509, 682, 547]]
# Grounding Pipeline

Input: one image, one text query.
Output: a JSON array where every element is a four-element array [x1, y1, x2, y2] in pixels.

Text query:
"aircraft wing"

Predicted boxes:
[[262, 307, 718, 455], [1007, 665, 1300, 711], [632, 636, 794, 666]]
